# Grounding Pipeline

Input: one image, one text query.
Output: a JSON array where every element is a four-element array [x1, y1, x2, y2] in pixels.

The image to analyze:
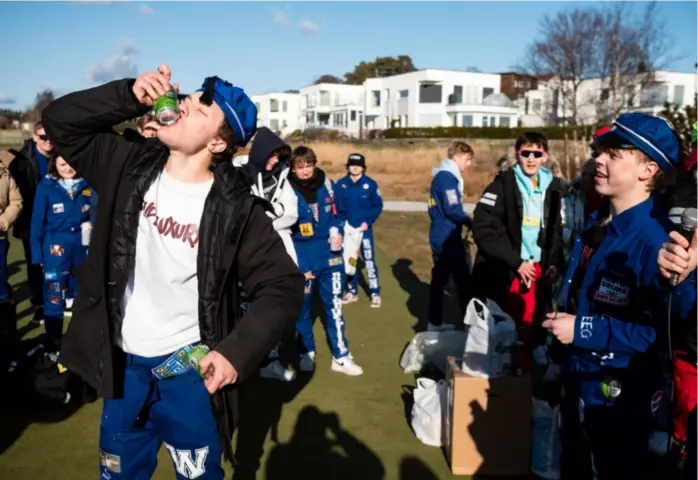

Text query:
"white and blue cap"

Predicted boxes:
[[197, 76, 257, 147], [597, 112, 680, 171]]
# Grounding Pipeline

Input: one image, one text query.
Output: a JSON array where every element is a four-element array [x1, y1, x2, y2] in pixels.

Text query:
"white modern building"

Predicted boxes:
[[363, 69, 518, 132], [519, 70, 697, 127], [251, 92, 301, 136], [298, 83, 365, 137]]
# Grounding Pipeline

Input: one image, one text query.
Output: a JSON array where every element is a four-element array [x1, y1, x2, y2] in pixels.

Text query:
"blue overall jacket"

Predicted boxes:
[[30, 176, 91, 265], [336, 174, 383, 229], [428, 159, 472, 257]]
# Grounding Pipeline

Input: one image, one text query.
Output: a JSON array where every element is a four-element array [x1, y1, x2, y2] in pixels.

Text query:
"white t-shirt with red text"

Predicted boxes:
[[118, 169, 213, 357]]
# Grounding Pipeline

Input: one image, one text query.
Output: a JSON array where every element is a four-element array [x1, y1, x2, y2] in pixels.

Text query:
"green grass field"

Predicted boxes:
[[0, 212, 475, 480]]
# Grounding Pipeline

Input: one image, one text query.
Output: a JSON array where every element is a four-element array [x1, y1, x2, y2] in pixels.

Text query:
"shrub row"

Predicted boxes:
[[382, 125, 599, 141]]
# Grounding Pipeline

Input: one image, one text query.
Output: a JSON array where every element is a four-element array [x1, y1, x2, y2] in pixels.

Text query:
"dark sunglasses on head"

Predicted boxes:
[[518, 149, 545, 159]]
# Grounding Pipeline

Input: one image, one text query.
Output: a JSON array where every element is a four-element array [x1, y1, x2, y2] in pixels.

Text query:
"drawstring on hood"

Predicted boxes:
[[432, 158, 464, 195]]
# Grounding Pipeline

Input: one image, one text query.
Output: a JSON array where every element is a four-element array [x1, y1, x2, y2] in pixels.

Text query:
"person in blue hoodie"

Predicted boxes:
[[288, 146, 364, 377], [472, 132, 565, 372], [336, 153, 384, 308], [544, 113, 696, 479], [427, 140, 475, 331], [30, 156, 92, 351]]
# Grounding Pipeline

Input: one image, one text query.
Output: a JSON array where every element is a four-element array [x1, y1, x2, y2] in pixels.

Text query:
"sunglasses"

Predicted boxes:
[[37, 134, 49, 142], [518, 150, 545, 159]]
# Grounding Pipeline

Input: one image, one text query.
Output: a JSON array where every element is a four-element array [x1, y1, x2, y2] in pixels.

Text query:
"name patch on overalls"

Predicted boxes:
[[299, 223, 314, 237], [594, 277, 630, 306], [328, 257, 343, 267], [50, 245, 64, 257], [52, 203, 64, 213]]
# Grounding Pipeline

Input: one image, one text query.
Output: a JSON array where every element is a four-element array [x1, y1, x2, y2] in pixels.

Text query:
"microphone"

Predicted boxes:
[[670, 207, 698, 287]]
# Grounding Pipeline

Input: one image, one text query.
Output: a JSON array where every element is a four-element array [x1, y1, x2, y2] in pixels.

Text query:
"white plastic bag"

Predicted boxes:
[[531, 398, 562, 479], [343, 223, 364, 276], [462, 298, 516, 379], [411, 377, 448, 447], [400, 331, 468, 374]]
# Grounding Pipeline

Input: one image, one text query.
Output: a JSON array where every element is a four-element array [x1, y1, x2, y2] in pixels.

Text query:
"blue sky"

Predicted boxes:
[[1, 1, 696, 110]]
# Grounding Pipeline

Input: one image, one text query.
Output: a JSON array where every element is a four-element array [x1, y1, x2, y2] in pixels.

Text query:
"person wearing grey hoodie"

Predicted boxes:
[[239, 127, 300, 381], [426, 140, 474, 331]]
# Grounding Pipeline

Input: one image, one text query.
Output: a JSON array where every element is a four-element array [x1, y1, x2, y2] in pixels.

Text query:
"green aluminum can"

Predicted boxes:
[[187, 344, 211, 378], [153, 88, 180, 125]]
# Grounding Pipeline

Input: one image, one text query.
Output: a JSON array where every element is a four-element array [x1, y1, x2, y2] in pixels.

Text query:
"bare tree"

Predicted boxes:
[[23, 89, 55, 123], [593, 2, 678, 124], [516, 8, 602, 178]]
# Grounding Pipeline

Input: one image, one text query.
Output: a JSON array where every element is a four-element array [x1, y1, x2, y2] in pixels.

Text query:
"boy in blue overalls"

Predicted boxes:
[[544, 113, 695, 478], [336, 153, 384, 308], [30, 156, 91, 351], [288, 146, 364, 376]]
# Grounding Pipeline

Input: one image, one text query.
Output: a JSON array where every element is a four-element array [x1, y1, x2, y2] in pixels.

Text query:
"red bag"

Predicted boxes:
[[673, 353, 697, 452], [504, 263, 543, 373]]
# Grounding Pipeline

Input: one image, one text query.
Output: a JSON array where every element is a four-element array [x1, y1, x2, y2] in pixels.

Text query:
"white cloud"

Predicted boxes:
[[85, 41, 139, 84], [139, 3, 154, 15], [272, 7, 289, 25], [0, 95, 17, 105], [298, 19, 319, 35]]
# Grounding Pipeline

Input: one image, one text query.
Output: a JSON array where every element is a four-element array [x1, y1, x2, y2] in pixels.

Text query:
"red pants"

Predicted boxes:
[[673, 353, 697, 451], [504, 263, 543, 373]]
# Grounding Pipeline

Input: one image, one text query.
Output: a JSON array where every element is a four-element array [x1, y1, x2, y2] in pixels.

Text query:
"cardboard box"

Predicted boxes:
[[443, 358, 532, 476]]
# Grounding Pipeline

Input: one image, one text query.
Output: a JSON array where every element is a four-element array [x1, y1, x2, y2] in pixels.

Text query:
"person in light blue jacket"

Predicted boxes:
[[30, 156, 92, 351]]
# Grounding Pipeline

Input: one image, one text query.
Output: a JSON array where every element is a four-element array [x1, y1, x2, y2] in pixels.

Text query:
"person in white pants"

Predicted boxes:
[[237, 127, 299, 381]]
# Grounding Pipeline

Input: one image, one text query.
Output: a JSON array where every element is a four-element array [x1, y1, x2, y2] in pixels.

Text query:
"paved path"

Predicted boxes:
[[383, 200, 476, 213]]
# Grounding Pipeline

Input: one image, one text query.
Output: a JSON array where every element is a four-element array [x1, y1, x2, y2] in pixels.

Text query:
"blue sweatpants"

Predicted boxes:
[[295, 248, 350, 360], [99, 351, 224, 480], [0, 238, 10, 300], [346, 229, 381, 297]]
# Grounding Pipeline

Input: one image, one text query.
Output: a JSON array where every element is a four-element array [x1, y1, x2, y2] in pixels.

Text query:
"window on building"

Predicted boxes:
[[270, 119, 279, 130], [350, 110, 356, 121], [490, 116, 496, 126], [483, 87, 495, 100], [282, 120, 288, 128], [398, 89, 409, 99], [674, 85, 685, 105], [372, 90, 381, 107], [270, 99, 279, 112], [533, 99, 542, 111], [451, 85, 463, 104], [500, 116, 511, 127], [320, 91, 331, 107], [419, 84, 442, 103], [282, 101, 288, 112], [462, 115, 473, 127], [482, 116, 488, 127]]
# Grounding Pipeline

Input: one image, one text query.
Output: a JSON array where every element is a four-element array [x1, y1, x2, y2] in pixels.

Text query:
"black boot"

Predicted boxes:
[[43, 315, 63, 354]]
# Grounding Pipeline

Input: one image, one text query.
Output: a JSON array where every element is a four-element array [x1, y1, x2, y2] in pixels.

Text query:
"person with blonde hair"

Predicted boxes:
[[426, 139, 474, 331]]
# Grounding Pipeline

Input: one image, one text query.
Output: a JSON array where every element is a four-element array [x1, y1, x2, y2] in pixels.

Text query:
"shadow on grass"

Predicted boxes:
[[391, 258, 461, 333], [399, 456, 440, 479], [264, 405, 385, 480], [0, 335, 87, 455]]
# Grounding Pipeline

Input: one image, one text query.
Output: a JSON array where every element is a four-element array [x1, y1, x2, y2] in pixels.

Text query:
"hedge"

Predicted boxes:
[[382, 125, 598, 141]]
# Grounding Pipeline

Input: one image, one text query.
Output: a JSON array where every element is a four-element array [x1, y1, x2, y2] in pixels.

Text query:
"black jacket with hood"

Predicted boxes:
[[242, 126, 290, 199], [471, 168, 565, 306], [8, 139, 44, 238], [41, 79, 305, 463]]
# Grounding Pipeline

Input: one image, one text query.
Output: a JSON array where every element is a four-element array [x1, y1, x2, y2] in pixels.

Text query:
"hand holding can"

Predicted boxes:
[[80, 221, 92, 246]]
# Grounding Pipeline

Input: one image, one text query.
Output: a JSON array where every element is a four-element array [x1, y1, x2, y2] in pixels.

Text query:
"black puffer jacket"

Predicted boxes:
[[472, 168, 565, 306], [42, 79, 305, 463], [8, 139, 43, 238]]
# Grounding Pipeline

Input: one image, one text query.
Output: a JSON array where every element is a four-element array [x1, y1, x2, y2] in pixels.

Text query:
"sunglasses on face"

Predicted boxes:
[[518, 150, 545, 159], [37, 134, 49, 142]]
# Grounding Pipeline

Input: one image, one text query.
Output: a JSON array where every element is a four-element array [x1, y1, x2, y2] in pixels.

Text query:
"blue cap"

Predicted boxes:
[[598, 112, 679, 171], [197, 77, 257, 147]]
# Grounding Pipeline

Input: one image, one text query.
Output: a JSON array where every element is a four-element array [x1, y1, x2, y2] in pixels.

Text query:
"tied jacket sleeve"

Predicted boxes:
[[0, 167, 22, 232]]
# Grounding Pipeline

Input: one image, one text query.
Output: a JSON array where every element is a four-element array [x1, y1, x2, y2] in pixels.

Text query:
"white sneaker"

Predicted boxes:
[[299, 352, 316, 372], [342, 292, 359, 304], [370, 295, 382, 308], [331, 355, 364, 376], [426, 322, 455, 332], [260, 360, 297, 382]]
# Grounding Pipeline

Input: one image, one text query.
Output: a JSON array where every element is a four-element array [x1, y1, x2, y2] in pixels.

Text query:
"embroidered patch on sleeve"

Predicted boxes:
[[445, 189, 459, 206], [299, 223, 314, 237], [100, 450, 121, 473]]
